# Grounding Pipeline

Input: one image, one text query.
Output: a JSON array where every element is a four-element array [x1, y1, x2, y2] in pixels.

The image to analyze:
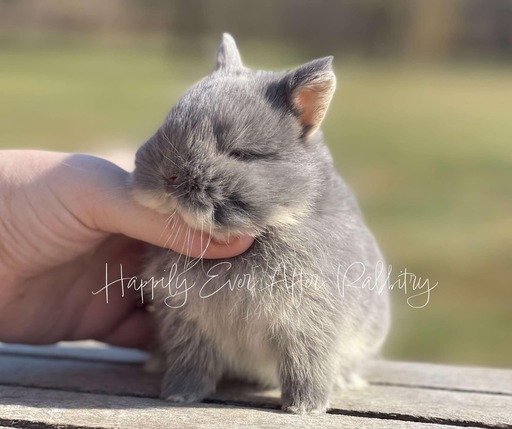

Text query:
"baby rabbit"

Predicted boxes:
[[132, 34, 389, 414]]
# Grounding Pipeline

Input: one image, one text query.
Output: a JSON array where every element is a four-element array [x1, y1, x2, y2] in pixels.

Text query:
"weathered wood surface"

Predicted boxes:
[[0, 341, 511, 429]]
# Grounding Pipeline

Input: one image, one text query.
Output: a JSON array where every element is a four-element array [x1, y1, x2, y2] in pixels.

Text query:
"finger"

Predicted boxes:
[[108, 205, 254, 259]]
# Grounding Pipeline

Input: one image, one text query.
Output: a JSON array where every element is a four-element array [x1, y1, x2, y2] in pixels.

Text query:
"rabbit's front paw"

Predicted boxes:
[[282, 397, 329, 415], [165, 392, 208, 404], [281, 383, 329, 415], [160, 367, 215, 403]]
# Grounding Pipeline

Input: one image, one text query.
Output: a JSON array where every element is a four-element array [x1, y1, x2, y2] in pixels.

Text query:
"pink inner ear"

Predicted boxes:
[[293, 78, 335, 134], [295, 87, 318, 129]]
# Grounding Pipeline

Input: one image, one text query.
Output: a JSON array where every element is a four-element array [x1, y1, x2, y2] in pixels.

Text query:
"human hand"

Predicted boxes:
[[0, 150, 254, 348]]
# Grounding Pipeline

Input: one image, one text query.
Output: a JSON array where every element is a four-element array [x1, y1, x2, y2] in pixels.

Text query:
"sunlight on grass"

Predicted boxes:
[[1, 35, 510, 367]]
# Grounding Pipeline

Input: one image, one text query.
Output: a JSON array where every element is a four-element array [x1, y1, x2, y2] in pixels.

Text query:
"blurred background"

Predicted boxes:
[[0, 0, 510, 367]]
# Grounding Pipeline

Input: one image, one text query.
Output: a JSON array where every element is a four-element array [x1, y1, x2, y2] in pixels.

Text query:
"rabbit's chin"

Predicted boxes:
[[178, 208, 261, 241], [132, 187, 311, 241], [132, 187, 260, 240]]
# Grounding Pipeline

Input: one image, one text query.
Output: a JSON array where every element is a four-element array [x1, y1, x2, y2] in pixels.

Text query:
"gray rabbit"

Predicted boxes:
[[132, 34, 389, 414]]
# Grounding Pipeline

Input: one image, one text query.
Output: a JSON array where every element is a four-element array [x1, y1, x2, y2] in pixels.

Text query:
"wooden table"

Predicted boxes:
[[0, 341, 510, 428]]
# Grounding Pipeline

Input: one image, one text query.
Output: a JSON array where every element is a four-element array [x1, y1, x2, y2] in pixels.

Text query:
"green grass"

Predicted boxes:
[[326, 61, 512, 367], [1, 34, 510, 367]]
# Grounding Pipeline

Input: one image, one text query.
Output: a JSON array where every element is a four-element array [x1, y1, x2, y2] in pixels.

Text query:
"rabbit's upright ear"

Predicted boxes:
[[214, 33, 243, 71], [282, 57, 336, 137]]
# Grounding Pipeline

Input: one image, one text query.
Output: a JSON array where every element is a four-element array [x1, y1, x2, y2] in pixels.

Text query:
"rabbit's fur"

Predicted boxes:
[[132, 34, 389, 414]]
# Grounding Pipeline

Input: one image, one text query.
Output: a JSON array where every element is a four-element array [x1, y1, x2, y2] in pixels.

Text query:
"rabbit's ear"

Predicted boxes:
[[282, 57, 336, 137], [214, 33, 243, 71]]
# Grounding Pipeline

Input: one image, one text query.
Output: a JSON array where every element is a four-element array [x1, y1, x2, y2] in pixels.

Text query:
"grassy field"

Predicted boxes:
[[1, 35, 510, 367]]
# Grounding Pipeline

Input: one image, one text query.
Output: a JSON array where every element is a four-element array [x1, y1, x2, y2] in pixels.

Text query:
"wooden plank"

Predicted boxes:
[[0, 354, 510, 427], [0, 353, 160, 397], [0, 341, 147, 364], [0, 385, 484, 429], [214, 384, 512, 428], [364, 360, 512, 395], [3, 343, 511, 395]]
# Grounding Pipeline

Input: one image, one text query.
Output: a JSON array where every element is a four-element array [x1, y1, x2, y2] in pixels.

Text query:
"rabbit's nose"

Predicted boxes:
[[165, 175, 179, 192]]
